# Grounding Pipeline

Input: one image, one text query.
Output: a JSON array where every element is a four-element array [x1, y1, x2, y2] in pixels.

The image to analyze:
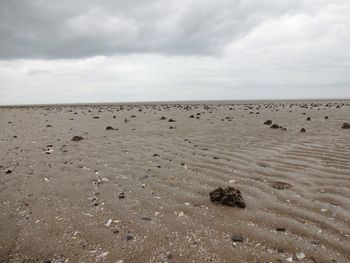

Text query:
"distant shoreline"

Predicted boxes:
[[1, 98, 350, 108]]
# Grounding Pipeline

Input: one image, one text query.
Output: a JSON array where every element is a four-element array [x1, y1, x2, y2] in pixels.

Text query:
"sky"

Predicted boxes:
[[0, 0, 349, 105]]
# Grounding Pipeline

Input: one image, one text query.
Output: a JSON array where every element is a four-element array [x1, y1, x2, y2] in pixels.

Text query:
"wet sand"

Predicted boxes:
[[1, 101, 350, 263]]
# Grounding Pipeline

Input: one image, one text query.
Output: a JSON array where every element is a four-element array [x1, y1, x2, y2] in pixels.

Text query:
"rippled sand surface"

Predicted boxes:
[[1, 101, 350, 263]]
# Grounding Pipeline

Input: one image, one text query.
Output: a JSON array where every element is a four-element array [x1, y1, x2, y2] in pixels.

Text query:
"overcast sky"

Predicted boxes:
[[0, 0, 349, 105]]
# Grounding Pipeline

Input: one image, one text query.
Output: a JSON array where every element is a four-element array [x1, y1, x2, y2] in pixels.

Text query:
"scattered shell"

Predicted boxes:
[[295, 252, 306, 260], [97, 252, 109, 258], [105, 219, 112, 227]]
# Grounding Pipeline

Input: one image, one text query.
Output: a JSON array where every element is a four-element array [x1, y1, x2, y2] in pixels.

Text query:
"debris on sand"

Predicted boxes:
[[106, 126, 114, 130], [209, 187, 246, 208], [231, 235, 244, 242], [264, 120, 272, 125], [96, 252, 109, 259], [118, 192, 125, 199], [71, 136, 84, 142], [125, 234, 134, 241], [341, 123, 350, 129], [270, 181, 292, 190], [105, 219, 112, 227], [5, 169, 12, 174], [295, 252, 306, 260], [270, 123, 287, 131]]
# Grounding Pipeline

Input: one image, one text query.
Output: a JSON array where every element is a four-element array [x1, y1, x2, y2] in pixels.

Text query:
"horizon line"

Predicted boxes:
[[1, 97, 350, 107]]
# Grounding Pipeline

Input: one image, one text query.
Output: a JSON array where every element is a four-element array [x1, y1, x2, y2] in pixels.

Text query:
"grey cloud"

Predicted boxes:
[[0, 0, 305, 59]]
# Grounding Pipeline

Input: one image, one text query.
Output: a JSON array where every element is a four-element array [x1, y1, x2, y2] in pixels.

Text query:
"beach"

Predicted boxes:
[[1, 101, 350, 263]]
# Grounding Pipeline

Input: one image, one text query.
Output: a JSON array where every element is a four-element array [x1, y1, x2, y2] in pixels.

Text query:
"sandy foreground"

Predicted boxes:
[[0, 101, 350, 263]]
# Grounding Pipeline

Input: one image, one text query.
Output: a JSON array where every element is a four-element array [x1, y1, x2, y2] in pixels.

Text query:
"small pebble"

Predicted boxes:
[[125, 234, 134, 241]]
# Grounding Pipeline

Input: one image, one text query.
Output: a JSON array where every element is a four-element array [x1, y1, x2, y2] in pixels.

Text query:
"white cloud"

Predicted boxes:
[[0, 0, 349, 104]]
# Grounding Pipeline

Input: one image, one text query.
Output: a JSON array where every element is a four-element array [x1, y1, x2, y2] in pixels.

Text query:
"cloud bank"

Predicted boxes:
[[0, 0, 349, 104]]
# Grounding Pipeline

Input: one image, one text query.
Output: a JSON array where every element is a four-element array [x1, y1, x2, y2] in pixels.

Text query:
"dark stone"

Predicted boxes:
[[300, 128, 306, 133], [209, 187, 245, 208], [71, 136, 84, 142], [277, 248, 284, 253], [270, 124, 280, 129], [167, 253, 173, 259], [141, 217, 151, 221], [160, 116, 166, 120], [106, 126, 114, 130], [264, 120, 272, 125], [168, 119, 176, 122], [341, 123, 350, 129], [153, 153, 159, 157], [189, 115, 195, 118], [231, 235, 244, 242], [324, 116, 328, 119], [118, 192, 125, 199], [306, 117, 311, 121], [5, 169, 12, 174], [125, 234, 134, 241], [276, 228, 286, 232], [93, 116, 99, 119]]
